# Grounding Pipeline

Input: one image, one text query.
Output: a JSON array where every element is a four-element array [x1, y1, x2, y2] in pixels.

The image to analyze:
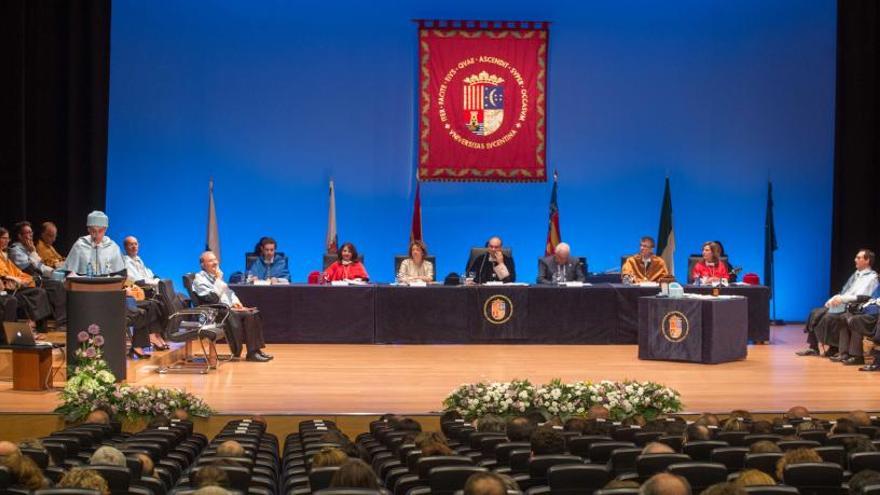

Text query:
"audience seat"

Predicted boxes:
[[310, 466, 341, 492], [862, 484, 880, 495], [716, 431, 749, 447], [782, 462, 844, 495], [778, 440, 822, 451], [743, 486, 800, 495], [849, 452, 880, 474], [667, 462, 728, 493], [744, 453, 784, 477], [635, 453, 691, 480], [710, 447, 749, 473], [609, 448, 642, 476], [588, 441, 636, 464], [428, 465, 487, 495], [547, 464, 611, 495], [594, 488, 639, 495], [682, 441, 728, 461], [567, 436, 613, 459]]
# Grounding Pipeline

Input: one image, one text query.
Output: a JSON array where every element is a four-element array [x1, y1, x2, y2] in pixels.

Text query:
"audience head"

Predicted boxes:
[[684, 424, 711, 444], [58, 467, 110, 495], [751, 420, 773, 434], [85, 409, 111, 425], [507, 416, 535, 442], [194, 464, 230, 488], [258, 237, 277, 261], [147, 415, 171, 428], [844, 437, 877, 454], [831, 418, 859, 435], [200, 251, 220, 273], [86, 210, 110, 242], [733, 469, 776, 487], [795, 421, 820, 434], [3, 453, 47, 490], [848, 470, 880, 495], [90, 446, 126, 467], [786, 406, 809, 421], [525, 409, 549, 426], [330, 459, 379, 489], [605, 479, 642, 489], [0, 228, 10, 249], [216, 440, 245, 458], [0, 440, 20, 459], [421, 440, 455, 456], [776, 447, 822, 481], [730, 409, 753, 422], [695, 413, 720, 427], [409, 240, 428, 263], [563, 417, 586, 433], [700, 482, 746, 495], [39, 221, 58, 245], [464, 471, 508, 495], [477, 414, 506, 433], [530, 426, 566, 456], [414, 431, 449, 449], [640, 472, 692, 495], [312, 447, 349, 467], [749, 441, 782, 454], [642, 442, 675, 455], [173, 408, 190, 421], [722, 418, 749, 432], [587, 405, 610, 420], [639, 236, 656, 257], [848, 410, 872, 427], [123, 236, 140, 257], [398, 417, 423, 432], [136, 452, 155, 477], [338, 242, 359, 263], [194, 487, 233, 495]]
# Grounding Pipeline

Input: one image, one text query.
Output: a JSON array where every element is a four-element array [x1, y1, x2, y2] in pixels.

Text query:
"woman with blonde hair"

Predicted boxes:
[[397, 240, 434, 284], [312, 447, 349, 468]]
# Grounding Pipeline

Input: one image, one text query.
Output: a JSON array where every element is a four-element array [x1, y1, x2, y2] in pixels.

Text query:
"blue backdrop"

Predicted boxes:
[[106, 0, 836, 321]]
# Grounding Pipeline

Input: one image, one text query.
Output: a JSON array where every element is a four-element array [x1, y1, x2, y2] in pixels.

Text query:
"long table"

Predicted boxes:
[[233, 284, 770, 345]]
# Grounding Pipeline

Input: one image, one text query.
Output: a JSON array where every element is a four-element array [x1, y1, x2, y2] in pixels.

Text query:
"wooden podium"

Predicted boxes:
[[65, 276, 127, 381]]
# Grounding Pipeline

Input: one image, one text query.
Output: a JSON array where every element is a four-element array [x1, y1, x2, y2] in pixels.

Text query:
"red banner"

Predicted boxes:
[[418, 21, 548, 182]]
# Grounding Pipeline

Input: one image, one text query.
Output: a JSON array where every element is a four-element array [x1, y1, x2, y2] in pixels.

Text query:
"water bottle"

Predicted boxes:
[[87, 262, 94, 277]]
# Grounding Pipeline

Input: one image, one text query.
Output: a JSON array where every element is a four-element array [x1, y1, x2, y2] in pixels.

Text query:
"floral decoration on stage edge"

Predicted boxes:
[[443, 378, 683, 421], [55, 324, 214, 422]]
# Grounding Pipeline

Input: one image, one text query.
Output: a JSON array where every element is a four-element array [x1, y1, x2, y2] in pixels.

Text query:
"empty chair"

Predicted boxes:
[[849, 452, 880, 474], [567, 436, 613, 459], [778, 440, 821, 451], [743, 486, 800, 495], [310, 467, 341, 492], [545, 464, 610, 495], [636, 454, 691, 480], [814, 446, 845, 467], [609, 448, 642, 476], [782, 462, 844, 495], [683, 441, 728, 461], [744, 453, 784, 477], [589, 442, 636, 464], [667, 462, 728, 493], [710, 447, 749, 473], [429, 465, 487, 495]]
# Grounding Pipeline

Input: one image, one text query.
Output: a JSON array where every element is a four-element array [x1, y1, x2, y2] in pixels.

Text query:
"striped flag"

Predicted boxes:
[[764, 181, 778, 296], [206, 178, 221, 262], [326, 179, 338, 254], [656, 177, 675, 276], [544, 170, 561, 256], [410, 181, 423, 243]]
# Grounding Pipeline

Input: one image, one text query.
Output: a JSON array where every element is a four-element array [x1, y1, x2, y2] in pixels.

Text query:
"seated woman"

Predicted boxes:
[[692, 241, 729, 284], [324, 242, 369, 282], [0, 227, 52, 332], [397, 240, 433, 284]]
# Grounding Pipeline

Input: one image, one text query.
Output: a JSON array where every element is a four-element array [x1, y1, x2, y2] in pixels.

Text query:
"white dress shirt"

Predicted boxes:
[[124, 255, 158, 284], [192, 270, 241, 306]]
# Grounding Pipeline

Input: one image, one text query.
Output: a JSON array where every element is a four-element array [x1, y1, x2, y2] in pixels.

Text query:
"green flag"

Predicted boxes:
[[657, 177, 675, 276]]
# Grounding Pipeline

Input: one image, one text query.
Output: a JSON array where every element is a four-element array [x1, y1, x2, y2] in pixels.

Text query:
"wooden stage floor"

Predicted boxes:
[[1, 325, 877, 415]]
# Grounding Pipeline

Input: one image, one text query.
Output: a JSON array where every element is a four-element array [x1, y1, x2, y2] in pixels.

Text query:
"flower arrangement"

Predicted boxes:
[[444, 378, 682, 421], [443, 379, 536, 419], [56, 324, 214, 422]]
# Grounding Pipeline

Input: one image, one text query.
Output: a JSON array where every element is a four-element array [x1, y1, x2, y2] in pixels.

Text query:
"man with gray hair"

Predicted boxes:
[[640, 473, 692, 495], [537, 242, 585, 284], [89, 446, 127, 467]]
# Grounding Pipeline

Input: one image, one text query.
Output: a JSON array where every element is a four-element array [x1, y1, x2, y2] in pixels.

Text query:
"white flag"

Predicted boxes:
[[326, 179, 338, 254], [206, 178, 221, 262]]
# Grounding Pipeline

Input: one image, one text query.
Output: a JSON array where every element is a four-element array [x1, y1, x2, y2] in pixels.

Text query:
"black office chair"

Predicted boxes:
[[91, 465, 131, 494], [466, 247, 513, 273], [814, 446, 845, 467], [744, 453, 784, 477], [636, 453, 691, 480], [310, 467, 340, 492], [34, 490, 103, 495], [710, 447, 748, 473], [683, 441, 728, 461], [20, 447, 50, 469], [778, 440, 821, 451], [849, 451, 880, 473], [157, 277, 228, 373], [495, 442, 531, 467], [589, 442, 636, 464], [667, 462, 728, 493], [429, 466, 487, 495], [633, 431, 663, 447], [567, 436, 613, 459], [716, 431, 750, 447], [547, 464, 610, 495], [610, 448, 642, 476], [863, 484, 880, 495]]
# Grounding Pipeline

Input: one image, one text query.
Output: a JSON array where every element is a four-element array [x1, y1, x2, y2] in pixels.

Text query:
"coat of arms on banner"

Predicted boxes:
[[463, 71, 504, 136], [483, 294, 514, 324]]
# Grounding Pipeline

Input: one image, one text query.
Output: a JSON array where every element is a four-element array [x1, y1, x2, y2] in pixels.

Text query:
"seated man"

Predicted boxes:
[[123, 236, 170, 351], [797, 249, 878, 357], [35, 222, 65, 269], [123, 236, 160, 286], [0, 227, 53, 331], [193, 251, 272, 362], [839, 283, 880, 369], [5, 222, 66, 327], [622, 236, 669, 283], [63, 211, 126, 276], [468, 236, 516, 284], [249, 237, 290, 284], [537, 242, 585, 284]]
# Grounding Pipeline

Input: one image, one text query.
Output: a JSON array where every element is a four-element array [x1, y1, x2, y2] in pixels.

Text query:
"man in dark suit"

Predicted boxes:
[[537, 242, 585, 284], [468, 236, 516, 284]]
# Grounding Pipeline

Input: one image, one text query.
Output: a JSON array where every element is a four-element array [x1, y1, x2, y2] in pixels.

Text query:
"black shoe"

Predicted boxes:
[[859, 363, 880, 372], [795, 348, 819, 357], [843, 356, 865, 366], [128, 349, 150, 360], [822, 347, 839, 358], [258, 351, 273, 360], [245, 353, 270, 362], [829, 353, 850, 362]]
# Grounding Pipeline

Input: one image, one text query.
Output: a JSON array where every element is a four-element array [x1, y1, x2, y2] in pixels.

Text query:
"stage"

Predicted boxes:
[[0, 325, 877, 416]]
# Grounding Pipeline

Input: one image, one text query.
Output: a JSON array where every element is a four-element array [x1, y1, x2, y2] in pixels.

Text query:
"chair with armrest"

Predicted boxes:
[[323, 254, 365, 270], [466, 248, 513, 274], [393, 255, 437, 282]]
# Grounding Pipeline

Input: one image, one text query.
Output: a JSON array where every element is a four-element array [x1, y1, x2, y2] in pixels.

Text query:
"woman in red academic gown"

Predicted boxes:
[[323, 242, 369, 282], [692, 241, 729, 284]]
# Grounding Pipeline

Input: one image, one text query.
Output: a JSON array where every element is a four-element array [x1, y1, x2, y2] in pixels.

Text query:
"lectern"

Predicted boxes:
[[65, 276, 127, 381]]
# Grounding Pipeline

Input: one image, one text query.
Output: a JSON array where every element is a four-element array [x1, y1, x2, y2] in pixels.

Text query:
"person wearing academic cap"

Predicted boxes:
[[62, 211, 126, 276]]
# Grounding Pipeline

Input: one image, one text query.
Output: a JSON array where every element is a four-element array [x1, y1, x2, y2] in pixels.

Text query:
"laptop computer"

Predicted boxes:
[[1, 321, 42, 346]]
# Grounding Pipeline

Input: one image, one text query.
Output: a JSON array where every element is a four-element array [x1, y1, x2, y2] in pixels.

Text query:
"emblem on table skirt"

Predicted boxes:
[[661, 311, 689, 343], [483, 294, 514, 325], [463, 71, 505, 137]]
